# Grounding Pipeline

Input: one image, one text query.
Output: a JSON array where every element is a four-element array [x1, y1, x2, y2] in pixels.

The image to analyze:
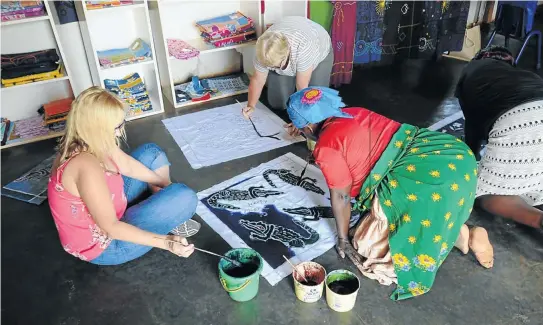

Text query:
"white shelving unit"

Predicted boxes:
[[149, 0, 308, 110], [1, 0, 76, 149], [148, 0, 262, 109], [75, 0, 164, 121]]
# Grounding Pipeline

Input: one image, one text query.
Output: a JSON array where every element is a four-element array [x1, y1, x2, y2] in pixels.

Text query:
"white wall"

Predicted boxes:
[[49, 2, 93, 96]]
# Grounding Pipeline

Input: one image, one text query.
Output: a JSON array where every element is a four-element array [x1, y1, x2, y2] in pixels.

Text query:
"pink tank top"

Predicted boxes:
[[48, 155, 127, 261]]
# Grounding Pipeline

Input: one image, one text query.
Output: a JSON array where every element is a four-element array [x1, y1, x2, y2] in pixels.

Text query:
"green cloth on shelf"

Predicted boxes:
[[310, 0, 333, 34]]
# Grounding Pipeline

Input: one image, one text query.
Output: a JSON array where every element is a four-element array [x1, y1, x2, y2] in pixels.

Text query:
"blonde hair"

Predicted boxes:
[[256, 31, 290, 68], [58, 86, 126, 163]]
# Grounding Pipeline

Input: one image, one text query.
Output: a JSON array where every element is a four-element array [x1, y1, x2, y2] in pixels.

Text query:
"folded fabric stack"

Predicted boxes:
[[1, 118, 13, 146], [1, 49, 62, 87], [196, 11, 256, 48], [174, 73, 249, 104], [1, 97, 72, 146], [167, 39, 199, 60], [97, 38, 152, 69], [1, 1, 45, 22], [85, 1, 133, 10], [37, 98, 73, 132], [104, 72, 152, 117], [1, 115, 51, 146]]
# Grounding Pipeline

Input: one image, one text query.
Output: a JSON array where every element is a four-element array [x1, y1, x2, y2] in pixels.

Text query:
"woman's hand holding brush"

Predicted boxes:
[[163, 235, 194, 257]]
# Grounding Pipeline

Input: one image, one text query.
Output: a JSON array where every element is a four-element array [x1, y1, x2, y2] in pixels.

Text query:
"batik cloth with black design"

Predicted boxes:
[[475, 100, 543, 206], [353, 125, 477, 300], [352, 0, 470, 65]]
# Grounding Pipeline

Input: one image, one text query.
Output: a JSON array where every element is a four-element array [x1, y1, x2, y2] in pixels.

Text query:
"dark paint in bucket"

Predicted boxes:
[[293, 263, 326, 286], [328, 278, 359, 295], [221, 249, 261, 278]]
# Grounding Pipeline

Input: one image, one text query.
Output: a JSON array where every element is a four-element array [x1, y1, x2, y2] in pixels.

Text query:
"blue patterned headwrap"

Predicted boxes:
[[286, 87, 352, 129]]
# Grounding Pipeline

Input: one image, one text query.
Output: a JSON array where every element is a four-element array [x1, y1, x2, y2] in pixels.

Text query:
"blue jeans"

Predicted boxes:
[[90, 143, 198, 265]]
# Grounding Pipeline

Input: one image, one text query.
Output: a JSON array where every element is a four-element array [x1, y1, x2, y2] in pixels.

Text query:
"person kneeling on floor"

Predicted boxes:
[[285, 87, 494, 300], [48, 86, 199, 265], [455, 46, 543, 230]]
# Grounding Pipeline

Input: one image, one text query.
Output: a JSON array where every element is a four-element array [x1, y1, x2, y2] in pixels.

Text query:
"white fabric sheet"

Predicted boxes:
[[196, 153, 337, 286], [162, 101, 304, 169]]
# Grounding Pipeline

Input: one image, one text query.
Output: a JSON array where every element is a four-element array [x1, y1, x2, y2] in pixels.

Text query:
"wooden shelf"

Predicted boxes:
[[1, 130, 64, 150], [1, 15, 49, 26], [174, 88, 248, 109]]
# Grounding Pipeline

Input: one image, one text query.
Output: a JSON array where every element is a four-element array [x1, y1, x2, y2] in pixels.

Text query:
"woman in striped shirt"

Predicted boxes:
[[242, 16, 333, 134]]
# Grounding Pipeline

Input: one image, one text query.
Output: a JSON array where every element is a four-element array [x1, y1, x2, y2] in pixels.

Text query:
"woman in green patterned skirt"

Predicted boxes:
[[286, 87, 494, 300]]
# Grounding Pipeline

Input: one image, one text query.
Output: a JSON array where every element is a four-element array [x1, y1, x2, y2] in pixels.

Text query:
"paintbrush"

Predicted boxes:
[[297, 159, 309, 186], [283, 255, 309, 283], [160, 238, 242, 267], [236, 99, 281, 140]]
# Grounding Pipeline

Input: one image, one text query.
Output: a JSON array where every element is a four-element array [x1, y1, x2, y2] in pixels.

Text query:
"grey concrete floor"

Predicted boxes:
[[2, 27, 543, 325]]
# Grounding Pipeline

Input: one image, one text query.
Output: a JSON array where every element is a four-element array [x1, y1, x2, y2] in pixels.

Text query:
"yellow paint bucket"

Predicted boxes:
[[292, 261, 326, 303], [325, 269, 360, 312]]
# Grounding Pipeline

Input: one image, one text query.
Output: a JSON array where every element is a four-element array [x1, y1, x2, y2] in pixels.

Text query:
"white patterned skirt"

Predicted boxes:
[[476, 100, 543, 206]]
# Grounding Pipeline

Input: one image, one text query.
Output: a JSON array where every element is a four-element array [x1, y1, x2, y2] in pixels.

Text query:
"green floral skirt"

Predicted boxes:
[[353, 124, 477, 300]]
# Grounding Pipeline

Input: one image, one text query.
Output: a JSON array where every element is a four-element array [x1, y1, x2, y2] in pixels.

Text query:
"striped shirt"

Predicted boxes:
[[254, 16, 331, 77]]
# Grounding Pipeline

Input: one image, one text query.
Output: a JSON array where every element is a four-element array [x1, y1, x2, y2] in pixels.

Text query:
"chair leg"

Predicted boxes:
[[486, 29, 498, 48], [486, 4, 504, 48], [514, 30, 542, 69]]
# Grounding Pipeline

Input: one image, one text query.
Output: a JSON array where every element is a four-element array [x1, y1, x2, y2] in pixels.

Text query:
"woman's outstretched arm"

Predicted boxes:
[[330, 185, 352, 241]]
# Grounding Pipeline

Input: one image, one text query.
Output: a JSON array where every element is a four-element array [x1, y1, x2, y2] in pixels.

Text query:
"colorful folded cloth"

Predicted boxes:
[[104, 72, 152, 117], [173, 73, 249, 104], [48, 120, 66, 132], [97, 38, 152, 69], [1, 1, 45, 22], [205, 31, 256, 48], [196, 11, 253, 40], [1, 49, 59, 70], [5, 116, 50, 144], [1, 118, 12, 145], [40, 98, 73, 125], [85, 1, 133, 10], [196, 11, 256, 48], [1, 63, 62, 87], [167, 39, 199, 60]]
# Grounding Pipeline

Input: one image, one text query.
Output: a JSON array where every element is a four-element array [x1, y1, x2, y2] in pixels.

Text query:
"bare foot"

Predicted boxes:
[[454, 224, 470, 254], [469, 226, 494, 268]]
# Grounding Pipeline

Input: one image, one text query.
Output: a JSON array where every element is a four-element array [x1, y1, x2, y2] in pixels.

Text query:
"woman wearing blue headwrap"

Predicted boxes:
[[287, 87, 493, 300]]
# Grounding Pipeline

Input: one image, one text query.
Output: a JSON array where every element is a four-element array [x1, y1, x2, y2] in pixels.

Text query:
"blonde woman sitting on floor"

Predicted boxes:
[[48, 87, 199, 265]]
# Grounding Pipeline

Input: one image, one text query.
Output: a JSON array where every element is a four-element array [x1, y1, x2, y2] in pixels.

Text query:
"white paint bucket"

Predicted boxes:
[[325, 269, 360, 312], [292, 261, 326, 303]]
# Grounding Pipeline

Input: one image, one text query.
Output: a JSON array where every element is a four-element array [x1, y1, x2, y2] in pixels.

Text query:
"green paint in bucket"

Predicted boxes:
[[218, 248, 263, 302]]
